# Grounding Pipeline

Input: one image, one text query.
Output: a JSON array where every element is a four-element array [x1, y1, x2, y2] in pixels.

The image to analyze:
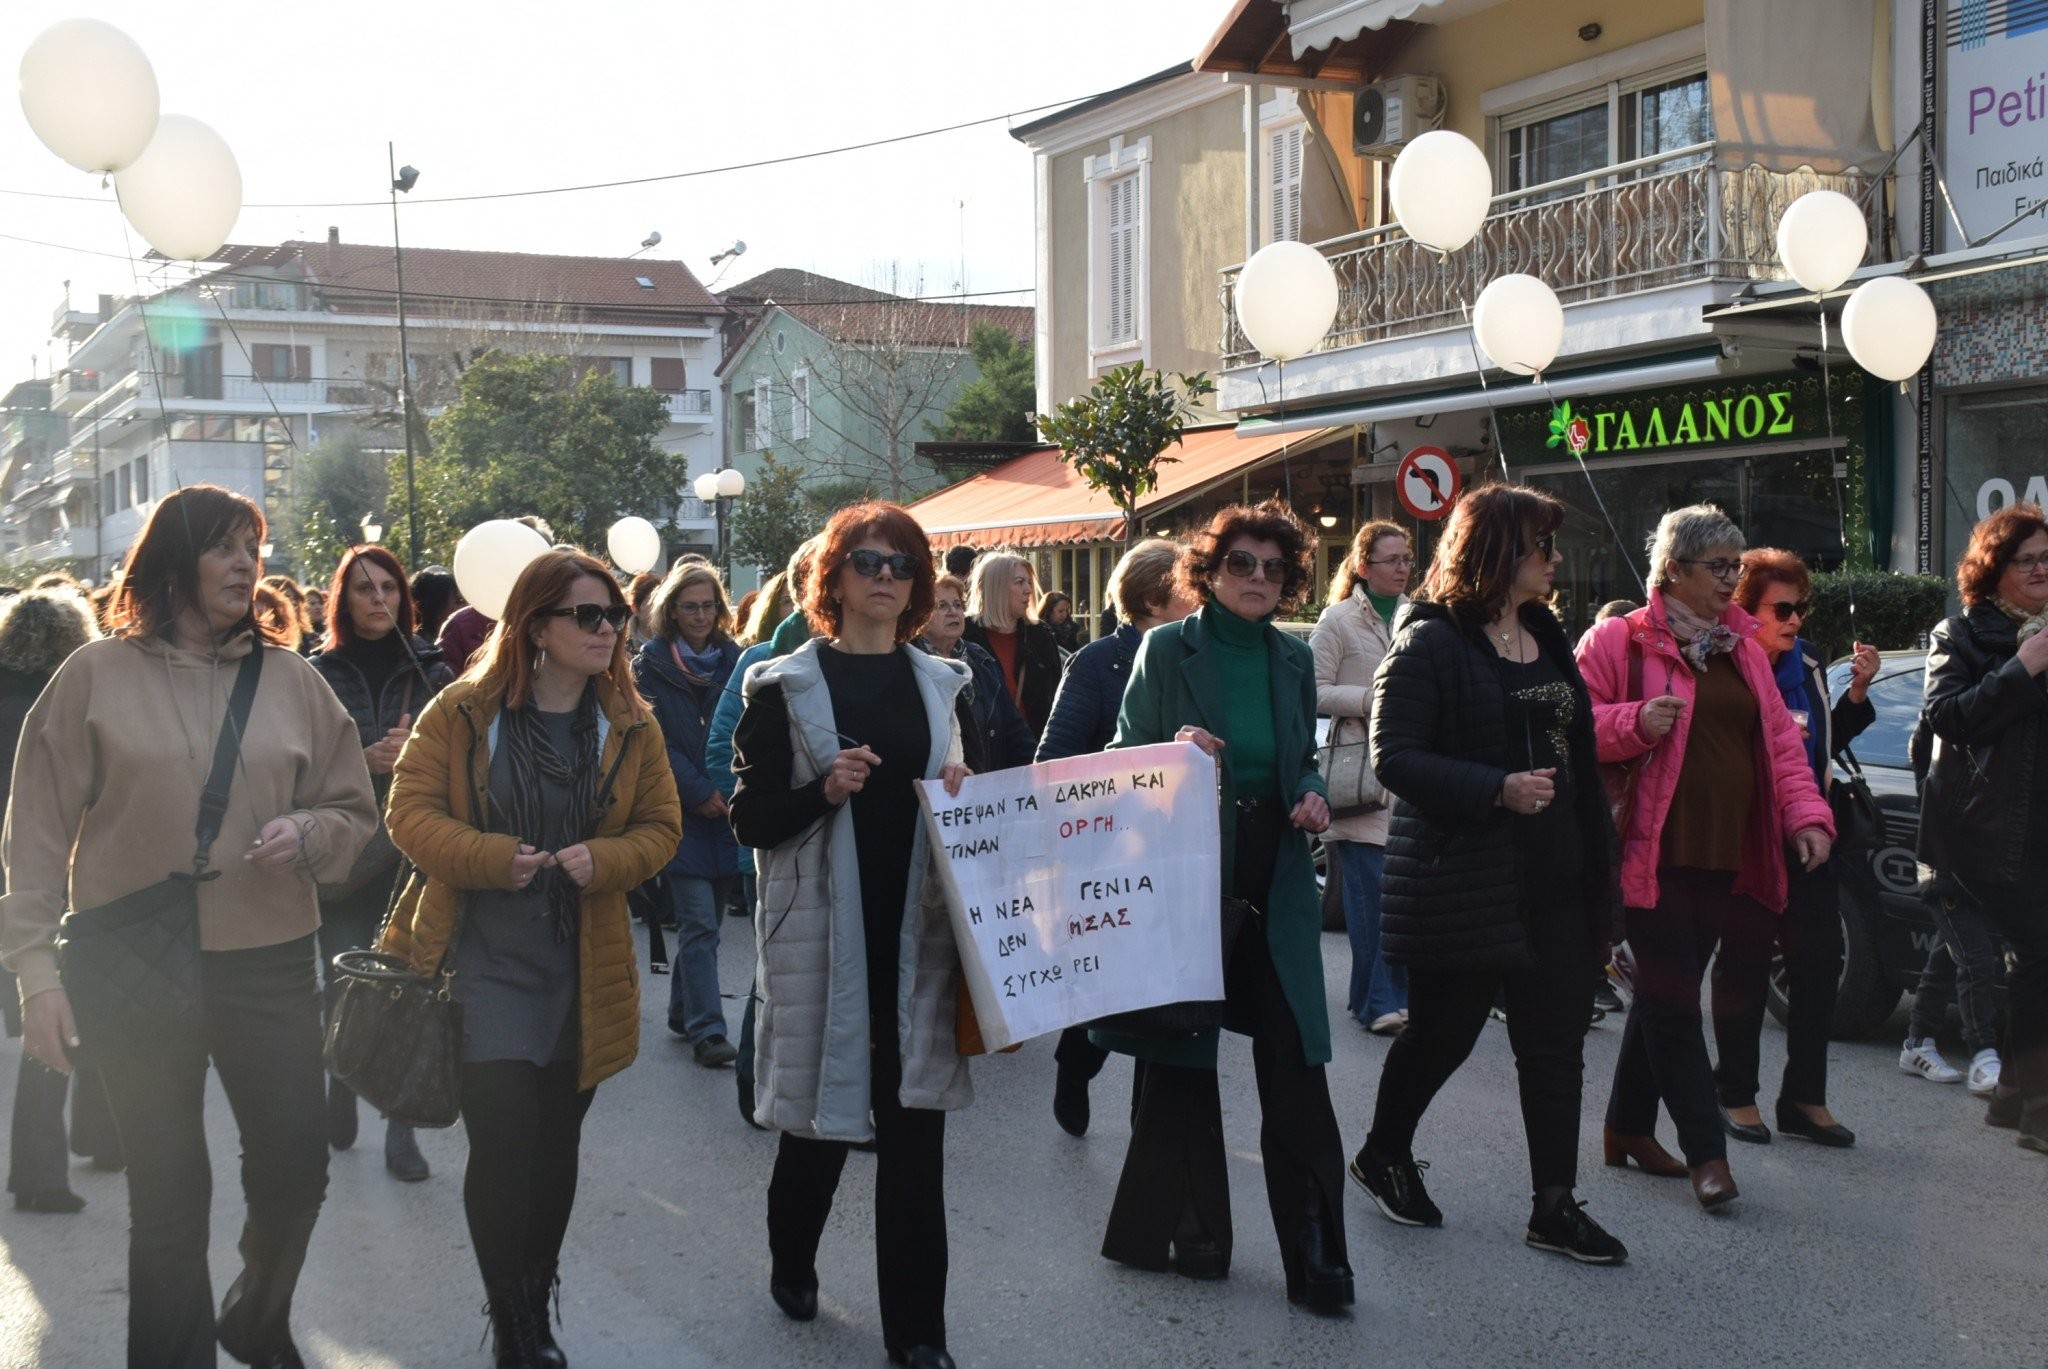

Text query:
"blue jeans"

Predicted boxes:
[[668, 875, 736, 1042], [1337, 841, 1405, 1022]]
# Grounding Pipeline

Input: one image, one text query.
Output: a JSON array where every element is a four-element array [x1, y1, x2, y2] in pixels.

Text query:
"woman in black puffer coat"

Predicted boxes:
[[1360, 485, 1621, 1263], [308, 545, 455, 1181]]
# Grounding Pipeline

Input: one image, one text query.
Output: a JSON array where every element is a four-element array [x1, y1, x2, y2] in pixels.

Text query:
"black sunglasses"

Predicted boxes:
[[1764, 599, 1812, 622], [1222, 550, 1288, 581], [539, 603, 632, 633], [1520, 533, 1557, 559], [847, 549, 921, 579]]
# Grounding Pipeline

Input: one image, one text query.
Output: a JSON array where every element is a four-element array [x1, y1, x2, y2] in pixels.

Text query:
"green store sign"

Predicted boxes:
[[1499, 373, 1864, 463]]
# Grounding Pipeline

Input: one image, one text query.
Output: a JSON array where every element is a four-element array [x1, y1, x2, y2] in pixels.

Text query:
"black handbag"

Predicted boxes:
[[1830, 747, 1885, 853], [323, 854, 464, 1128], [56, 648, 265, 1065], [1089, 896, 1254, 1039]]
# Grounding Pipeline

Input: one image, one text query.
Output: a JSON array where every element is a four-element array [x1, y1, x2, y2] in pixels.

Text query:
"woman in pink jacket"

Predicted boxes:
[[1574, 505, 1834, 1210]]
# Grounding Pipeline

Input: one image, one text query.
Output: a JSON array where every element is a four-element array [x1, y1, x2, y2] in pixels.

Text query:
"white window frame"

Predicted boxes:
[[1083, 134, 1151, 371], [1483, 26, 1709, 193], [1260, 94, 1308, 245], [750, 377, 771, 451], [790, 369, 811, 441]]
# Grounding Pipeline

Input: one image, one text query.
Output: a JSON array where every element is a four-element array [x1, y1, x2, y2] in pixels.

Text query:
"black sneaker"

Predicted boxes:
[[694, 1034, 740, 1068], [1348, 1147, 1442, 1227], [1525, 1197, 1627, 1265], [1987, 1090, 2022, 1129]]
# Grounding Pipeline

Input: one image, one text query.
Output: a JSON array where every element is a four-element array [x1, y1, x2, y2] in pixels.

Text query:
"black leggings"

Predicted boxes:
[[458, 1060, 595, 1289]]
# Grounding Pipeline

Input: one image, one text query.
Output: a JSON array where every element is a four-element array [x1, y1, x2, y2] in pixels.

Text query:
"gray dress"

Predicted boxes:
[[448, 708, 580, 1065]]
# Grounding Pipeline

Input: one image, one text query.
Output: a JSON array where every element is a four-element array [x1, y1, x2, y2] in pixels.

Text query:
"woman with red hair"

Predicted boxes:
[[732, 502, 980, 1369], [1708, 548, 1878, 1149], [1914, 503, 2048, 1153]]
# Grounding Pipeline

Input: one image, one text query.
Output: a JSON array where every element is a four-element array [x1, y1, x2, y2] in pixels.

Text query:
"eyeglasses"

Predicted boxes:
[[1678, 558, 1744, 582], [1523, 533, 1557, 559], [539, 603, 632, 634], [847, 549, 920, 579], [674, 600, 720, 616], [1222, 550, 1288, 581], [1367, 554, 1415, 567], [2010, 552, 2048, 573], [933, 599, 965, 614], [1764, 599, 1811, 622]]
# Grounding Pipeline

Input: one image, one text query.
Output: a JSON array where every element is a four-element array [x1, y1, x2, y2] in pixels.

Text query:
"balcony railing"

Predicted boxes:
[[51, 370, 102, 410], [222, 376, 328, 404], [1218, 143, 1893, 365], [677, 497, 714, 522], [662, 389, 713, 420]]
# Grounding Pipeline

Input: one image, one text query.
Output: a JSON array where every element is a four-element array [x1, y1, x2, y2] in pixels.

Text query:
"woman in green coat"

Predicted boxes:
[[1097, 501, 1353, 1312]]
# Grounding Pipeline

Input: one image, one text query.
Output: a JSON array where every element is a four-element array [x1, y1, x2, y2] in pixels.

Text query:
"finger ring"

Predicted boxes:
[[1534, 800, 1547, 810]]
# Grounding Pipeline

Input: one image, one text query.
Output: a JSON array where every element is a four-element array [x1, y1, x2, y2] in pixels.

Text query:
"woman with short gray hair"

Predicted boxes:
[[1574, 505, 1834, 1211]]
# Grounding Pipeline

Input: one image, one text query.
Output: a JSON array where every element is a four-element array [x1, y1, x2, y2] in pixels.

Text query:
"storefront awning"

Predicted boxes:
[[907, 424, 1341, 551], [1286, 0, 1448, 56]]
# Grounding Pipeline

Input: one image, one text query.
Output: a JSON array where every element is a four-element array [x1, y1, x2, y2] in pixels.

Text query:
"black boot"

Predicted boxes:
[[325, 1075, 358, 1152], [217, 1206, 320, 1367], [1286, 1192, 1354, 1312], [523, 1269, 568, 1368], [484, 1280, 549, 1369]]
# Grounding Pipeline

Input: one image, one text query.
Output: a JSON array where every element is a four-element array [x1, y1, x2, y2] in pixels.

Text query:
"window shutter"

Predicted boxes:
[[293, 345, 311, 381], [792, 372, 810, 440], [1106, 173, 1139, 345], [650, 357, 686, 392], [1268, 124, 1304, 243], [753, 378, 771, 449]]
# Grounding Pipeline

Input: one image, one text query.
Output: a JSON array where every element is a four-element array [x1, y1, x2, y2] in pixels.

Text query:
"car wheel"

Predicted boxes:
[[1768, 884, 1903, 1039], [1315, 837, 1346, 932]]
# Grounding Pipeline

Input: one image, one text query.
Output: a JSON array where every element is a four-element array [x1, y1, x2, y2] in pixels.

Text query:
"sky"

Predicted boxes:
[[0, 0, 1216, 382]]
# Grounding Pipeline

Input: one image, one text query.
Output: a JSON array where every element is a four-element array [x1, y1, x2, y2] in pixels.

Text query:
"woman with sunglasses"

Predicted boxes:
[[384, 549, 681, 1366], [1358, 486, 1624, 1264], [1096, 501, 1353, 1311], [731, 504, 981, 1369], [1577, 506, 1833, 1210], [1707, 549, 1877, 1150], [632, 560, 746, 1069]]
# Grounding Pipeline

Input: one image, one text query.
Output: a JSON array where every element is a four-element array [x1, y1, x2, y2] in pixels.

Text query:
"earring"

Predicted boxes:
[[535, 646, 548, 670]]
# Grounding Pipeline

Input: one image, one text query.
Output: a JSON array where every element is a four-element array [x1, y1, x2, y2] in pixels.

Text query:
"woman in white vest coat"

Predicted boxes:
[[731, 502, 983, 1369], [1310, 520, 1413, 1033]]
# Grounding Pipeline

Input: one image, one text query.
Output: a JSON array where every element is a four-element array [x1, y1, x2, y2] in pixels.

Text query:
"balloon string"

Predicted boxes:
[[1817, 308, 1859, 625], [1529, 372, 1649, 602], [1458, 295, 1513, 485]]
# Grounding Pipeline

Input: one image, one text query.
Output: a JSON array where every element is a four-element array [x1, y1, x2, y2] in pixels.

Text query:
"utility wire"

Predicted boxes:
[[0, 89, 1102, 211]]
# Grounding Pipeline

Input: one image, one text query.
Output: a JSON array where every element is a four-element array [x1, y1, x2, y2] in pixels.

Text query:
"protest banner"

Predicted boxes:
[[916, 740, 1221, 1051]]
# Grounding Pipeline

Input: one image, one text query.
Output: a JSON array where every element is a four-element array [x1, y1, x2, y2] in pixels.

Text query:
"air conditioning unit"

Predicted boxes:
[[1352, 75, 1446, 157]]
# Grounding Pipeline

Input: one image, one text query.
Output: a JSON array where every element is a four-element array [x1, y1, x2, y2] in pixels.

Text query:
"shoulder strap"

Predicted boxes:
[[1625, 630, 1644, 704], [193, 647, 265, 874]]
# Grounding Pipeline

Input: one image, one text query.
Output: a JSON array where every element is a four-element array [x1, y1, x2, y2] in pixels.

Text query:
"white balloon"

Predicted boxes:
[[452, 520, 551, 622], [693, 471, 720, 502], [715, 467, 746, 499], [1471, 273, 1565, 377], [1775, 189, 1869, 294], [607, 516, 663, 575], [1388, 130, 1493, 254], [1840, 276, 1937, 383], [18, 18, 159, 173], [1234, 240, 1341, 361], [113, 114, 242, 261]]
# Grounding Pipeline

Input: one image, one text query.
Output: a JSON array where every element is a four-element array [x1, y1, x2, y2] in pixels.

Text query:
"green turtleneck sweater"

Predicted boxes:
[[1204, 600, 1277, 800], [1365, 588, 1401, 625]]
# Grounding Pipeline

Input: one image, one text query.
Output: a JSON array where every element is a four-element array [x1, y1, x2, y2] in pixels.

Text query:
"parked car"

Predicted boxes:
[[1766, 649, 2002, 1038]]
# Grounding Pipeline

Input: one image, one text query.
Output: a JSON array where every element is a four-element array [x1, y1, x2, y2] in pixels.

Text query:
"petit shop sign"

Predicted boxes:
[[1504, 374, 1850, 464]]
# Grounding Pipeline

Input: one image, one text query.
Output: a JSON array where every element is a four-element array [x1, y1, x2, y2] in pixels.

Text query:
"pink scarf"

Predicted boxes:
[[1658, 594, 1740, 674]]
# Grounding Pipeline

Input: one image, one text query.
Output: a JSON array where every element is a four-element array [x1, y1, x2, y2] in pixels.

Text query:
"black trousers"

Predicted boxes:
[[458, 1060, 596, 1289], [1711, 861, 1842, 1108], [94, 936, 329, 1368], [1608, 869, 1757, 1166], [8, 1056, 120, 1195], [766, 1024, 947, 1355], [1102, 806, 1348, 1277], [1972, 881, 2048, 1129], [1366, 889, 1593, 1195]]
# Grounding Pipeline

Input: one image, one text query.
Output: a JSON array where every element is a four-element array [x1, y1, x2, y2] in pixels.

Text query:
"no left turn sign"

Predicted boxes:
[[1396, 446, 1462, 521]]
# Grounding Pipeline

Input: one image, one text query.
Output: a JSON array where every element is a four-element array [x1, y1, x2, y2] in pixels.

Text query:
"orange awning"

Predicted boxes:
[[907, 424, 1342, 551]]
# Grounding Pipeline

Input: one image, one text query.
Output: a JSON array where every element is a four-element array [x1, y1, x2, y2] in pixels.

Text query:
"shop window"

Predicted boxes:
[[1085, 135, 1151, 367], [1944, 385, 2048, 572]]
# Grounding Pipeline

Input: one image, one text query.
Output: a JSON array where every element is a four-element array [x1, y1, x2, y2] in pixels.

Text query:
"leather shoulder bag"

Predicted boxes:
[[322, 858, 464, 1128], [56, 646, 265, 1065]]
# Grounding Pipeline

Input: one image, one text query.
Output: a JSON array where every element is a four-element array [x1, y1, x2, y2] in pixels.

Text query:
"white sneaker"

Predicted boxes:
[[1368, 1011, 1406, 1036], [1899, 1038, 1963, 1083], [1968, 1050, 2002, 1097]]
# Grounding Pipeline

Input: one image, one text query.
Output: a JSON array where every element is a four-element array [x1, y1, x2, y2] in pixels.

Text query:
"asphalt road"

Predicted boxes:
[[1, 921, 2041, 1368]]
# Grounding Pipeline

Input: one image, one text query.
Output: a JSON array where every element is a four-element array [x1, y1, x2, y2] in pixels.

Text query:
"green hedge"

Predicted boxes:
[[1805, 571, 1951, 660]]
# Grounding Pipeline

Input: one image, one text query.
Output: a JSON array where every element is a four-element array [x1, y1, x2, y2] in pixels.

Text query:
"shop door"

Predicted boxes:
[[1524, 447, 1846, 637], [1943, 386, 2048, 571]]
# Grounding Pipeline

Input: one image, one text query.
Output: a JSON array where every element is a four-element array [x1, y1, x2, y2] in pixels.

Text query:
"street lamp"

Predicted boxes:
[[361, 512, 384, 544], [389, 144, 422, 567], [693, 466, 746, 576]]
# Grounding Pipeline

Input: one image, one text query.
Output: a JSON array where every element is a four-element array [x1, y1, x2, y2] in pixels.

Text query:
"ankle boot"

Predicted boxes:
[[484, 1280, 548, 1369], [523, 1269, 567, 1368], [1287, 1193, 1354, 1311], [324, 1075, 358, 1151]]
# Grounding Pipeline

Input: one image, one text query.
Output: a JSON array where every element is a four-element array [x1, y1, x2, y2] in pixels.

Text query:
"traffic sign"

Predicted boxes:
[[1395, 446, 1462, 521]]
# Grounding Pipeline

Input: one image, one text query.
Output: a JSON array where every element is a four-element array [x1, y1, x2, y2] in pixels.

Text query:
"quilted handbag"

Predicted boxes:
[[1318, 717, 1386, 819], [323, 891, 463, 1129], [1089, 896, 1254, 1039], [56, 648, 263, 1065]]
